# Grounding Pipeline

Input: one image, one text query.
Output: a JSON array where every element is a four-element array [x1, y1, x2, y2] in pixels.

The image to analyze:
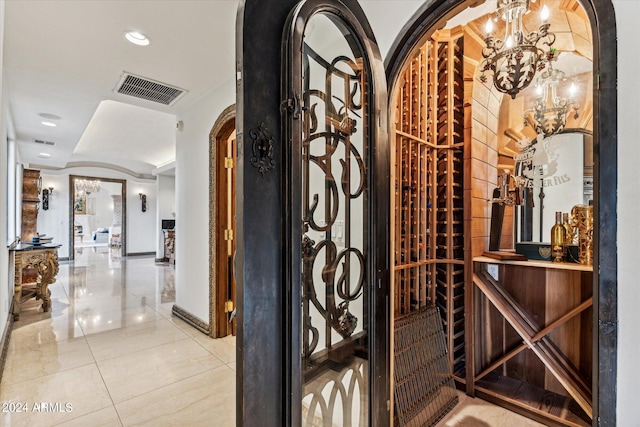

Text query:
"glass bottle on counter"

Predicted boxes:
[[551, 211, 566, 263], [562, 212, 572, 244]]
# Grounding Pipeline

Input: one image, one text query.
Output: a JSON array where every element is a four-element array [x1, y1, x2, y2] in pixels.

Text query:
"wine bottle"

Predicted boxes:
[[551, 211, 566, 263], [562, 213, 572, 245]]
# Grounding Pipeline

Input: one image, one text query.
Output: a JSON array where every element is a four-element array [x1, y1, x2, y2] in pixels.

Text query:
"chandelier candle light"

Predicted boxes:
[[75, 179, 101, 196], [479, 0, 556, 99], [524, 62, 580, 137]]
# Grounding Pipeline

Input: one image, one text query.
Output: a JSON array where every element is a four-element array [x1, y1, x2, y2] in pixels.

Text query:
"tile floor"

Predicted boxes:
[[0, 247, 545, 426], [1, 248, 235, 427]]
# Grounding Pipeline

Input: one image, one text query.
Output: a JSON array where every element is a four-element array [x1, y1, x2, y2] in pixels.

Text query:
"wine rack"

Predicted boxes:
[[394, 32, 466, 376]]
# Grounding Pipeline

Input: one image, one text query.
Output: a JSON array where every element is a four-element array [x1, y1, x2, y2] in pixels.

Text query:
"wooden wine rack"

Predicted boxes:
[[394, 32, 466, 376]]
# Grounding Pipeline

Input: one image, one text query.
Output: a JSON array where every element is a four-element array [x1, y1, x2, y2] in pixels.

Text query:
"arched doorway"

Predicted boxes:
[[385, 0, 617, 424], [209, 104, 237, 338]]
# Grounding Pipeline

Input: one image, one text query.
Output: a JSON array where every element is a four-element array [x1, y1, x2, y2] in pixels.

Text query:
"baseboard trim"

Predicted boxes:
[[0, 305, 14, 384], [172, 305, 211, 336], [125, 252, 156, 257]]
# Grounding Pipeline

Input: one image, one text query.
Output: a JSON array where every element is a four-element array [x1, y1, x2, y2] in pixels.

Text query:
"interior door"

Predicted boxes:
[[216, 129, 237, 337], [226, 132, 237, 335], [283, 1, 389, 425]]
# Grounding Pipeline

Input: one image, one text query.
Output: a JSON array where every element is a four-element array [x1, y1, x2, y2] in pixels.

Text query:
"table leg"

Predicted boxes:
[[37, 254, 57, 312]]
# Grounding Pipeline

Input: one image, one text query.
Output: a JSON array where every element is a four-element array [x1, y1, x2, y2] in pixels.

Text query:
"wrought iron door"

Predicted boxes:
[[283, 1, 389, 426]]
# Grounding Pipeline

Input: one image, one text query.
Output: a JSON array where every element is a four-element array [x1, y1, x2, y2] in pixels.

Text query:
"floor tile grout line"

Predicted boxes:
[[91, 334, 195, 365], [81, 316, 190, 346], [3, 251, 214, 427], [69, 256, 127, 423], [0, 360, 96, 390], [113, 367, 227, 410], [50, 402, 119, 427], [102, 346, 222, 408], [190, 335, 235, 365], [83, 329, 124, 426]]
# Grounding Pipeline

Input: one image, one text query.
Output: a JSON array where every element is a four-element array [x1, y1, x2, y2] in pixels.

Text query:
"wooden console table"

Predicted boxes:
[[468, 257, 592, 427], [10, 243, 61, 320]]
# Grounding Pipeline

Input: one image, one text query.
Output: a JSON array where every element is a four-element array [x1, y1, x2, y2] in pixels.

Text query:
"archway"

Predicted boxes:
[[385, 0, 617, 424], [209, 104, 237, 338]]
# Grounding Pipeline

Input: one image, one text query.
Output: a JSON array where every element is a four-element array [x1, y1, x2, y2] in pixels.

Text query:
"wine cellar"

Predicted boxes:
[[393, 29, 466, 377]]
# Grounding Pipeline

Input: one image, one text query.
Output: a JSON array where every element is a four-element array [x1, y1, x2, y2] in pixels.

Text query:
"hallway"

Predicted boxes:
[[0, 249, 235, 426]]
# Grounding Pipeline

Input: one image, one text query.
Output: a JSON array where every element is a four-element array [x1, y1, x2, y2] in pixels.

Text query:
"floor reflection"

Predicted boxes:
[[3, 249, 236, 427]]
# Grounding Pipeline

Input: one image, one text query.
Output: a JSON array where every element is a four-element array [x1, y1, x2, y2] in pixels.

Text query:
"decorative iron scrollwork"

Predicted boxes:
[[300, 42, 367, 361], [249, 122, 275, 176]]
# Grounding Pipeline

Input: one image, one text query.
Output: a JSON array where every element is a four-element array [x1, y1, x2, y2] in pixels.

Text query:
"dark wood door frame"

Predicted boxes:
[[68, 175, 127, 260], [384, 0, 617, 425], [237, 1, 389, 425], [209, 104, 237, 338]]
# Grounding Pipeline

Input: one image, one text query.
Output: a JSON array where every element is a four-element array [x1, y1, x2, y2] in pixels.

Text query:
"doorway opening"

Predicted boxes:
[[69, 175, 126, 261], [387, 0, 615, 425], [209, 105, 237, 338]]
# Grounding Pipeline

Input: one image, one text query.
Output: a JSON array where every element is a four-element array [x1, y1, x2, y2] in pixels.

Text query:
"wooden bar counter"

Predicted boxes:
[[10, 243, 61, 321], [468, 256, 592, 427]]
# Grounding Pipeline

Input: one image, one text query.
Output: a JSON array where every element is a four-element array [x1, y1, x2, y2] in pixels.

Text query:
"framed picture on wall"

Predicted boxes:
[[74, 195, 86, 214]]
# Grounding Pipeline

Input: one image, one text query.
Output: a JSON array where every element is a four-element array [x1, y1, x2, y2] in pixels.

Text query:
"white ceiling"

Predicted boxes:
[[4, 0, 239, 176], [8, 0, 535, 178]]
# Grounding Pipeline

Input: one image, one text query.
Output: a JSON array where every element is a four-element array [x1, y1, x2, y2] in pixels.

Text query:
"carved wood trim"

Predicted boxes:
[[209, 104, 236, 338], [171, 304, 211, 335]]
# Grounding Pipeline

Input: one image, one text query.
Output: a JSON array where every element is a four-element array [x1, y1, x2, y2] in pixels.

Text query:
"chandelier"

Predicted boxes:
[[479, 0, 556, 99], [75, 179, 101, 195], [524, 62, 579, 137]]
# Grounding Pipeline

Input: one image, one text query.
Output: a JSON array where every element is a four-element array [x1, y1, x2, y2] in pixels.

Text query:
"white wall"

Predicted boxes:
[[155, 174, 175, 259], [127, 179, 156, 254], [0, 0, 9, 337], [37, 167, 156, 258], [6, 134, 15, 244], [613, 0, 639, 424], [360, 1, 426, 59], [175, 80, 234, 323]]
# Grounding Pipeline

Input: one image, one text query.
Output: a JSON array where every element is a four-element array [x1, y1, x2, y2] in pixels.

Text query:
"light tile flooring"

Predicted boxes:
[[1, 248, 235, 426], [0, 247, 544, 427], [434, 392, 545, 427]]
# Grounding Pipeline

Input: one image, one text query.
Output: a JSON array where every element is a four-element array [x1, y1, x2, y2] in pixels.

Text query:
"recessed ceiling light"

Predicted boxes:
[[41, 121, 57, 127], [38, 152, 51, 158], [124, 31, 150, 46]]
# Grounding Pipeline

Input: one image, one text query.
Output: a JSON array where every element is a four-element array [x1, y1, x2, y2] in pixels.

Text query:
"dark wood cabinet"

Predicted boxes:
[[469, 257, 592, 426]]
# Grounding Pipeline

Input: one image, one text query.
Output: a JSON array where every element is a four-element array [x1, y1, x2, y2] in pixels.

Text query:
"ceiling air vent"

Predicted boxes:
[[115, 72, 187, 106], [33, 139, 56, 146]]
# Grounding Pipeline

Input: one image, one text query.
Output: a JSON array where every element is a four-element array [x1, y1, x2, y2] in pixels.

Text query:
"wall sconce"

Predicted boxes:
[[139, 193, 147, 212], [42, 187, 53, 211]]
